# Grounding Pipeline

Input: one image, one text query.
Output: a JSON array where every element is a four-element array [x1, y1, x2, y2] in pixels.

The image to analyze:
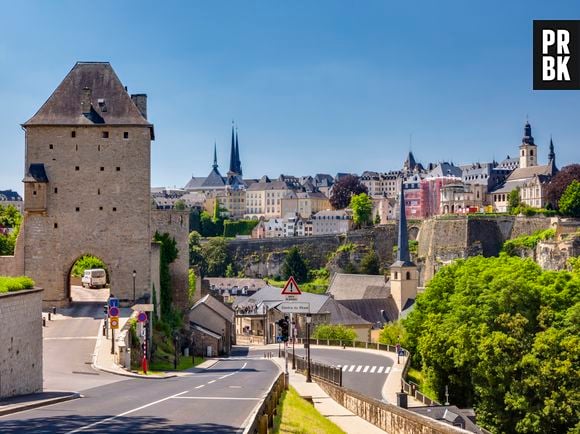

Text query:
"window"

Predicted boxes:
[[99, 206, 103, 211], [123, 132, 129, 139], [112, 207, 117, 212], [71, 131, 76, 138], [33, 190, 37, 196], [100, 167, 105, 171], [530, 149, 534, 156], [76, 144, 78, 151], [394, 271, 398, 279], [75, 166, 79, 171], [54, 188, 58, 194], [102, 131, 109, 138], [97, 188, 101, 195], [406, 271, 411, 280], [54, 223, 58, 229], [98, 145, 101, 152], [49, 144, 53, 149], [75, 207, 80, 212], [116, 167, 120, 172]]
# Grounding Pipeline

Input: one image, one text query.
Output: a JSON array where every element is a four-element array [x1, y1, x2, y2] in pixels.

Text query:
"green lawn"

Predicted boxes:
[[147, 356, 204, 372], [273, 386, 345, 434]]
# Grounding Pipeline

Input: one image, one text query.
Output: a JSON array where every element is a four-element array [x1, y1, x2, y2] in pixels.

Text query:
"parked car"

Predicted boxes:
[[81, 269, 107, 289]]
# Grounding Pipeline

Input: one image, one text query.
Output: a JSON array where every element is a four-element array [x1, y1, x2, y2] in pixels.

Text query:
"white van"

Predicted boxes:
[[81, 269, 107, 289]]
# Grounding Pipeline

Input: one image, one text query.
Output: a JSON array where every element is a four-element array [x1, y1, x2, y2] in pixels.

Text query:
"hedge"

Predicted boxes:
[[0, 276, 35, 293]]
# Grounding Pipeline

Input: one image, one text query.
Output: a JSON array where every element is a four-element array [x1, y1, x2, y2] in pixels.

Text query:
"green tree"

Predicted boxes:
[[188, 269, 196, 304], [0, 205, 22, 255], [312, 324, 357, 341], [349, 193, 373, 227], [201, 237, 230, 277], [281, 246, 308, 283], [71, 255, 106, 277], [558, 179, 580, 217], [188, 230, 205, 269], [153, 232, 179, 319], [508, 188, 521, 214], [360, 250, 380, 275], [545, 164, 580, 209], [174, 199, 186, 210], [225, 263, 236, 277], [374, 213, 381, 225], [378, 320, 407, 346]]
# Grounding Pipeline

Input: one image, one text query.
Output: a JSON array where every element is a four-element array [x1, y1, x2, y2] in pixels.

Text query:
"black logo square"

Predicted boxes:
[[533, 20, 580, 90]]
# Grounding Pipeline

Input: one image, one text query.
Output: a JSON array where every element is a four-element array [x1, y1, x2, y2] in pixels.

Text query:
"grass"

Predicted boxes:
[[273, 386, 345, 434], [147, 356, 204, 372], [406, 367, 439, 402], [0, 276, 34, 293]]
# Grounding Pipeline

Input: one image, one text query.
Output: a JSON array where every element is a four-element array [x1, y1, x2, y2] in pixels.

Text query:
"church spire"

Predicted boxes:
[[229, 121, 236, 174], [235, 127, 242, 176], [522, 119, 534, 145], [396, 181, 411, 264], [548, 136, 556, 164], [212, 141, 218, 170]]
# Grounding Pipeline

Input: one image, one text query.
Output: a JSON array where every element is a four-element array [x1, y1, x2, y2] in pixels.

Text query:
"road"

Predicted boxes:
[[286, 346, 393, 401], [0, 357, 279, 433]]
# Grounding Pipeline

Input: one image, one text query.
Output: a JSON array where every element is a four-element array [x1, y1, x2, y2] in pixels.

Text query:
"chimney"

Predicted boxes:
[[81, 87, 92, 114], [131, 94, 147, 119]]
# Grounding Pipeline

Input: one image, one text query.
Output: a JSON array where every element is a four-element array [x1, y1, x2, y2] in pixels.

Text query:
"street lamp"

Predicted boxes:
[[291, 314, 296, 370], [306, 314, 312, 383], [173, 332, 180, 370], [132, 270, 137, 303]]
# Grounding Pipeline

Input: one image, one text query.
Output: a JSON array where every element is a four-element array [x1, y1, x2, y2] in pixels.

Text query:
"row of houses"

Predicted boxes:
[[251, 209, 353, 238]]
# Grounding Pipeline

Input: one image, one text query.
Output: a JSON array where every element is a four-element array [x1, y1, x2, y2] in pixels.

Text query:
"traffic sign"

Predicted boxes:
[[108, 306, 120, 317], [278, 302, 310, 313], [281, 276, 302, 296], [108, 297, 119, 308], [137, 311, 148, 323], [110, 316, 119, 329]]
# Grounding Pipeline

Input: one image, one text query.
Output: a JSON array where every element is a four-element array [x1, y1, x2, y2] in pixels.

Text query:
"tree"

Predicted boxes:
[[311, 324, 357, 341], [545, 164, 580, 209], [201, 237, 230, 277], [558, 180, 580, 217], [507, 187, 521, 214], [174, 199, 186, 210], [188, 230, 205, 270], [153, 232, 178, 319], [360, 250, 380, 275], [329, 175, 368, 210], [71, 255, 106, 277], [349, 193, 373, 227], [378, 320, 407, 346], [225, 263, 236, 277], [281, 246, 308, 283], [0, 205, 22, 255], [374, 213, 381, 225]]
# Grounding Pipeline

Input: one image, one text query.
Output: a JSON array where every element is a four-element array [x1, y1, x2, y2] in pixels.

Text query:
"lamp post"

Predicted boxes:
[[132, 270, 137, 304], [173, 332, 179, 370], [306, 314, 312, 383]]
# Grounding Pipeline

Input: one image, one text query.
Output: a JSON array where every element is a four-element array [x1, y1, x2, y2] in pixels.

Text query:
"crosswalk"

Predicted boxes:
[[337, 365, 391, 375]]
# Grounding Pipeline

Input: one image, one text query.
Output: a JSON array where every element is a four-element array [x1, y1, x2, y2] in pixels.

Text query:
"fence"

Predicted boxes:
[[281, 348, 342, 387], [295, 338, 440, 406], [243, 372, 285, 434]]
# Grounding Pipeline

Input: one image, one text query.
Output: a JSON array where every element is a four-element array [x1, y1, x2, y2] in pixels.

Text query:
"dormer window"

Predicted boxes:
[[98, 98, 107, 112]]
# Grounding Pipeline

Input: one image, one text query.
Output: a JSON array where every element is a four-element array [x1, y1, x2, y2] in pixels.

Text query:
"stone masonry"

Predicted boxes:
[[0, 289, 43, 398]]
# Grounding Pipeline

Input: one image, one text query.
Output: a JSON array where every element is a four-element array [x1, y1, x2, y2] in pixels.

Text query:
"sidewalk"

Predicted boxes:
[[0, 391, 80, 417], [270, 356, 386, 434]]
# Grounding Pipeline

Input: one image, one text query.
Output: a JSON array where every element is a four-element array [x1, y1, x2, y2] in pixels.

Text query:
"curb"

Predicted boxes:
[[0, 392, 81, 416], [195, 358, 220, 370], [91, 362, 177, 379]]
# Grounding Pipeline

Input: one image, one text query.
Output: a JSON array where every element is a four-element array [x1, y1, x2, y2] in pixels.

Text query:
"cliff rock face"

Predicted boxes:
[[536, 238, 580, 270]]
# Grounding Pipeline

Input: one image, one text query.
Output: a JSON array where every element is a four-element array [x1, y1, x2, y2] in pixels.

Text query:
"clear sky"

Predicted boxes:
[[0, 1, 579, 193]]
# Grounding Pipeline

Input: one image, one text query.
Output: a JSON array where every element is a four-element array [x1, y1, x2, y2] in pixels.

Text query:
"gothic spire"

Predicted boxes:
[[548, 136, 556, 164], [235, 127, 242, 176], [212, 141, 218, 170], [229, 121, 236, 174], [522, 120, 535, 145], [395, 180, 412, 265]]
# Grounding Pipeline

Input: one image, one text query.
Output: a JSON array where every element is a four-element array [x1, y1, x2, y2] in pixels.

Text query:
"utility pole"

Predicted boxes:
[[306, 314, 312, 383]]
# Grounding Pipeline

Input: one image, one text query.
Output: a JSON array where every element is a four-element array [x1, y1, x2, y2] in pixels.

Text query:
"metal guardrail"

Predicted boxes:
[[295, 338, 440, 406], [282, 348, 342, 387]]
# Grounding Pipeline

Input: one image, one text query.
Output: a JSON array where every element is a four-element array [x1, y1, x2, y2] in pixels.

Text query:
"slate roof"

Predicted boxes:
[[0, 190, 23, 201], [191, 294, 234, 323], [190, 322, 222, 339], [320, 298, 371, 325], [206, 278, 268, 291], [24, 62, 152, 130], [337, 298, 399, 325], [201, 167, 226, 187], [327, 273, 390, 300], [409, 406, 485, 433], [247, 180, 293, 191], [23, 163, 49, 183], [425, 162, 462, 179], [184, 176, 207, 190]]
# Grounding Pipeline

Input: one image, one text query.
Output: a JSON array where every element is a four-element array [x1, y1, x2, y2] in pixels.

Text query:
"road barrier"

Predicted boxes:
[[243, 372, 285, 434], [295, 338, 440, 406]]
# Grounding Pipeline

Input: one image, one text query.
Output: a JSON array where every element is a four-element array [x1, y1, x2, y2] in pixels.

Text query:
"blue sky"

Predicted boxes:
[[0, 1, 579, 193]]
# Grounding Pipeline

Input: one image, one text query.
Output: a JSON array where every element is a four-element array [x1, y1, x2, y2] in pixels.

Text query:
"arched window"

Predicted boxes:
[[406, 271, 411, 280], [530, 149, 534, 156], [394, 271, 398, 280], [521, 150, 525, 156]]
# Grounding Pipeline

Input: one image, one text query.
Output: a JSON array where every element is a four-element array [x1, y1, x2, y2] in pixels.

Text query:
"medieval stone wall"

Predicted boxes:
[[151, 209, 190, 311], [0, 289, 43, 398], [23, 125, 152, 306]]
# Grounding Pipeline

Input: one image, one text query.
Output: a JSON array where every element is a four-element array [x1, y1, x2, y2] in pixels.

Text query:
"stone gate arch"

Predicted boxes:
[[64, 253, 111, 301]]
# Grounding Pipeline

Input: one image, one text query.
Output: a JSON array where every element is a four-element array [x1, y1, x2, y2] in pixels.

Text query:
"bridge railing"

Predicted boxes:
[[294, 338, 440, 406], [281, 348, 342, 387]]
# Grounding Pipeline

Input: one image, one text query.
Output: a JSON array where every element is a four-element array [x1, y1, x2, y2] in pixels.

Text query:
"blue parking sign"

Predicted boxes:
[[108, 297, 119, 308]]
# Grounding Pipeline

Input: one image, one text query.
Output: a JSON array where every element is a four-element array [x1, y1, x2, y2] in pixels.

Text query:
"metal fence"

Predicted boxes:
[[295, 338, 440, 406], [281, 348, 342, 387]]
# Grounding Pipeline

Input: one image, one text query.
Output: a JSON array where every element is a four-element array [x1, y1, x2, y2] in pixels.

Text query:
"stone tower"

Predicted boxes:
[[519, 121, 538, 169], [21, 62, 154, 306], [390, 183, 418, 313]]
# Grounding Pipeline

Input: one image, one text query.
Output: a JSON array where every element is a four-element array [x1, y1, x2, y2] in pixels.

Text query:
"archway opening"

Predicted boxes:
[[67, 254, 110, 303]]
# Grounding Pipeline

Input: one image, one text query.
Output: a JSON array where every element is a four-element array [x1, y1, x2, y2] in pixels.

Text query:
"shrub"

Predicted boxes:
[[223, 219, 259, 237], [71, 255, 106, 277], [312, 324, 357, 341], [502, 228, 556, 255], [0, 276, 35, 293]]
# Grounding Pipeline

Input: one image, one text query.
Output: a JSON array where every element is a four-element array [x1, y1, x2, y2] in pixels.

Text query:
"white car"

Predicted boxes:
[[81, 269, 107, 289]]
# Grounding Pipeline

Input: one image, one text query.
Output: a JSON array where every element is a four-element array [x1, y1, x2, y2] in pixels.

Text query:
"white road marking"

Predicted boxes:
[[218, 361, 248, 379], [385, 366, 391, 374], [377, 366, 384, 373], [363, 366, 370, 373], [208, 380, 216, 384], [195, 385, 205, 389], [342, 365, 348, 372], [370, 366, 377, 373], [172, 396, 260, 401], [67, 390, 189, 433], [348, 365, 355, 372], [355, 365, 363, 373]]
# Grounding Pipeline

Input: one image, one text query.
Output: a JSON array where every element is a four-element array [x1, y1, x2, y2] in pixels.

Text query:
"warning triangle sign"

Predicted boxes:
[[281, 276, 302, 295]]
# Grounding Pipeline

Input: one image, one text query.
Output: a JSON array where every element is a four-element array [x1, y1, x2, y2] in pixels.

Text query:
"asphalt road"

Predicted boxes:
[[265, 345, 394, 401], [0, 357, 279, 433]]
